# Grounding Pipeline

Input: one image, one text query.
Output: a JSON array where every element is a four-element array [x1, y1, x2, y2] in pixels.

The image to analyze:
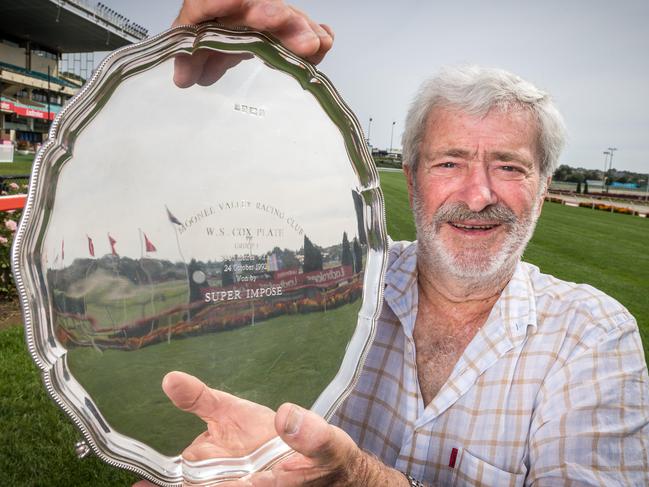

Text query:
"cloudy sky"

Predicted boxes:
[[97, 0, 649, 174], [46, 57, 361, 261]]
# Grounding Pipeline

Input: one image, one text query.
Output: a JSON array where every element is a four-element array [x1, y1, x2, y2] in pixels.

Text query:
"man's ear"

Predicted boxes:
[[403, 164, 416, 208], [536, 176, 551, 217]]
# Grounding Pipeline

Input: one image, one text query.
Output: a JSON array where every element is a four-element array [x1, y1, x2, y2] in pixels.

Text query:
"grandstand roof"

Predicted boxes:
[[0, 0, 147, 53]]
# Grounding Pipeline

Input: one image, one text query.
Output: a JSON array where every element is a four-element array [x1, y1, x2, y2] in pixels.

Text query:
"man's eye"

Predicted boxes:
[[438, 161, 457, 168], [500, 165, 523, 173], [494, 164, 528, 180]]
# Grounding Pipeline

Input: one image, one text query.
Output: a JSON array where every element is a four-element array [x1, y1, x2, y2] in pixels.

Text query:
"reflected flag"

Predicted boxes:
[[87, 235, 95, 257], [266, 253, 279, 272], [166, 206, 182, 226], [143, 232, 157, 252], [108, 233, 117, 256]]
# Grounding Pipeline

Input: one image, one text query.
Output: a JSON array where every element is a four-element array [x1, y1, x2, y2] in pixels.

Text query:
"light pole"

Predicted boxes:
[[602, 151, 610, 194], [366, 117, 373, 147], [389, 121, 396, 153], [606, 147, 617, 194]]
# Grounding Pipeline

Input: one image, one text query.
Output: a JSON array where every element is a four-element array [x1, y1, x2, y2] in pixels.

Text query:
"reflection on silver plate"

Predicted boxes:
[[12, 24, 388, 485]]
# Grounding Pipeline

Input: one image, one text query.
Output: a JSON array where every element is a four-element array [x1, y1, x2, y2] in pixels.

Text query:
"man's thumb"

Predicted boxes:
[[274, 403, 354, 464]]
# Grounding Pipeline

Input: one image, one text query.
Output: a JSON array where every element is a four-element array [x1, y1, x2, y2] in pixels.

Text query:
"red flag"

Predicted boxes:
[[87, 235, 95, 257], [108, 233, 117, 256], [143, 232, 157, 252]]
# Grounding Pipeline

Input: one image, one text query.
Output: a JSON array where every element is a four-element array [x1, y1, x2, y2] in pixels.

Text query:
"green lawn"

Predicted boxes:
[[1, 168, 647, 485], [67, 302, 359, 456], [0, 152, 34, 176]]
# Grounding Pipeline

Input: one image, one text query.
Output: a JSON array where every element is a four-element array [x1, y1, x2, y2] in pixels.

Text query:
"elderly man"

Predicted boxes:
[[138, 2, 649, 486]]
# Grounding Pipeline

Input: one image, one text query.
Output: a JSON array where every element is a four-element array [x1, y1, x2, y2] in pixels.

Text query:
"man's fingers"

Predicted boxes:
[[267, 9, 326, 61], [196, 52, 252, 86], [220, 0, 294, 32], [302, 22, 334, 65], [173, 51, 211, 88], [284, 6, 334, 64], [173, 0, 334, 64], [174, 0, 245, 26]]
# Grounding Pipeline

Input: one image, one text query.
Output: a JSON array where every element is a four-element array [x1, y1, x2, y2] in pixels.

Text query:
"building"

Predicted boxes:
[[0, 0, 148, 151]]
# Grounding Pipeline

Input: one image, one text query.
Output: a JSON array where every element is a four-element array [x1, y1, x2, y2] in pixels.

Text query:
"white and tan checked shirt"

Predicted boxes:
[[332, 240, 649, 486]]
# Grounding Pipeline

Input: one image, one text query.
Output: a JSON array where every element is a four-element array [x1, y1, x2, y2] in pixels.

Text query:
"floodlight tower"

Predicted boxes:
[[389, 121, 396, 153], [606, 147, 617, 193], [602, 151, 610, 194], [367, 117, 373, 147]]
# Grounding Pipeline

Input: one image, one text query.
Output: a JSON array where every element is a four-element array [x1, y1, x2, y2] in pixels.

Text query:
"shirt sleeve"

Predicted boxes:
[[526, 318, 649, 486]]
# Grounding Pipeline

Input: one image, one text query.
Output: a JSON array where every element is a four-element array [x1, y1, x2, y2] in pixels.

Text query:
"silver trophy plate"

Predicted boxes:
[[12, 24, 387, 485]]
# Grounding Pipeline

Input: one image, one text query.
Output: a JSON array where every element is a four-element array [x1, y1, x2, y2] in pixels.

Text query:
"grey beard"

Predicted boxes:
[[413, 196, 539, 286]]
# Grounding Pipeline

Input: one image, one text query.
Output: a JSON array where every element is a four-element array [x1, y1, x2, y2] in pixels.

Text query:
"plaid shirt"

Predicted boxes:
[[332, 240, 649, 486]]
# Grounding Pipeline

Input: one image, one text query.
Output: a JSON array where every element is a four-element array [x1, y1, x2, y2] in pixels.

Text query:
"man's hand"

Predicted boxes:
[[133, 371, 409, 486], [172, 0, 334, 87]]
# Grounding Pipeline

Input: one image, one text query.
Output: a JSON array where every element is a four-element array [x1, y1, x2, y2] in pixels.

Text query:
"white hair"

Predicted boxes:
[[401, 65, 567, 178]]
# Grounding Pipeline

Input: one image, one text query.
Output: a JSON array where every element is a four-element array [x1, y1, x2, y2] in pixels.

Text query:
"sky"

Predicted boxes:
[[46, 58, 360, 261], [96, 0, 649, 175]]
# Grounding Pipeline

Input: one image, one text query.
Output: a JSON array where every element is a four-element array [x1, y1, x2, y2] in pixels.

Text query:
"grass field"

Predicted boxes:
[[67, 302, 359, 456], [0, 152, 34, 176], [1, 168, 647, 485]]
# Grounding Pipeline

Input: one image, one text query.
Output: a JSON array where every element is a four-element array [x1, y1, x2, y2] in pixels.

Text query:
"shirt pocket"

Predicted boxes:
[[452, 448, 526, 487]]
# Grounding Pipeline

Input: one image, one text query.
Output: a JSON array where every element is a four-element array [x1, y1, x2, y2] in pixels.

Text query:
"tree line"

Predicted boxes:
[[553, 164, 647, 186]]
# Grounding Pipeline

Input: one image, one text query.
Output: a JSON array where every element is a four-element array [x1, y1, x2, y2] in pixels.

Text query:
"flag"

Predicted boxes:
[[143, 232, 157, 252], [166, 206, 182, 226], [108, 233, 117, 256], [266, 253, 279, 272], [87, 235, 95, 257]]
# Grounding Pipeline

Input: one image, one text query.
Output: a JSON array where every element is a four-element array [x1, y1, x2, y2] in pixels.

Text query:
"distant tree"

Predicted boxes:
[[353, 238, 363, 274], [351, 189, 367, 245], [576, 181, 582, 193], [341, 232, 353, 267], [583, 180, 589, 194], [303, 235, 323, 273], [553, 164, 572, 181], [269, 246, 300, 269]]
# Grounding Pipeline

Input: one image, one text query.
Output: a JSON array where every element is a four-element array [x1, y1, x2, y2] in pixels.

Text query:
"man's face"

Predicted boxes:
[[404, 105, 547, 282]]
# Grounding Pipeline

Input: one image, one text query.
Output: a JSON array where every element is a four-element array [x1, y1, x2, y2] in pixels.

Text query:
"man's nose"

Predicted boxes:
[[457, 163, 498, 212]]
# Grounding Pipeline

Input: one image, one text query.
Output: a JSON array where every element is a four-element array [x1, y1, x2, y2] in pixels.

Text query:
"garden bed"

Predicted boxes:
[[0, 298, 21, 330]]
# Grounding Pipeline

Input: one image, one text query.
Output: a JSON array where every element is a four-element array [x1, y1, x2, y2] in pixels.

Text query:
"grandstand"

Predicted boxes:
[[0, 0, 148, 152]]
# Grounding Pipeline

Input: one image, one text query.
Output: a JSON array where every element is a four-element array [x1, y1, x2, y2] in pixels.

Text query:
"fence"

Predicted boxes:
[[546, 191, 649, 218]]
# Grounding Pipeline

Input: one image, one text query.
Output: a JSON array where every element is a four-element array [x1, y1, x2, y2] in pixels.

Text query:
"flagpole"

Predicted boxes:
[[138, 228, 156, 331], [107, 233, 126, 326], [165, 206, 190, 343], [247, 235, 255, 326], [83, 235, 98, 334]]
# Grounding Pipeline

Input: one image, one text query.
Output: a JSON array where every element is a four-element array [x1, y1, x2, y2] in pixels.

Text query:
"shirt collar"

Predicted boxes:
[[383, 241, 419, 338], [494, 261, 539, 345], [383, 242, 538, 343]]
